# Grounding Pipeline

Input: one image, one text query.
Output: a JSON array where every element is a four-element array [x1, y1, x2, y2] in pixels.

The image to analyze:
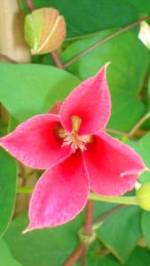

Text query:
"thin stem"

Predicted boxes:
[[80, 200, 94, 266], [64, 201, 94, 265], [64, 243, 84, 266], [84, 200, 93, 236], [26, 0, 34, 11], [89, 193, 138, 206], [106, 128, 127, 136], [128, 112, 150, 139], [93, 205, 125, 230], [64, 204, 129, 265], [64, 15, 150, 68], [51, 51, 64, 68]]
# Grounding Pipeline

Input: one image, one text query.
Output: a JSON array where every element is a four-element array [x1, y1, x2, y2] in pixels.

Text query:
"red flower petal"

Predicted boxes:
[[25, 152, 89, 230], [60, 64, 111, 135], [0, 114, 71, 169], [83, 132, 145, 196]]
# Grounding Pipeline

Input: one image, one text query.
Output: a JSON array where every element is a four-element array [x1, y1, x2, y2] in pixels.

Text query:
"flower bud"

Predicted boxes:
[[136, 183, 150, 211], [24, 8, 66, 55], [138, 21, 150, 50]]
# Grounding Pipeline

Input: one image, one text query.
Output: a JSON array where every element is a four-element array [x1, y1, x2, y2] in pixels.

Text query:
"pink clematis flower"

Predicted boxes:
[[0, 65, 145, 231]]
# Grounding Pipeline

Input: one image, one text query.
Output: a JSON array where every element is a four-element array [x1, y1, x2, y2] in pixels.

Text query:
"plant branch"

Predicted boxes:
[[93, 205, 126, 230], [26, 0, 34, 11], [128, 112, 150, 139], [51, 51, 64, 68], [64, 243, 84, 266], [64, 204, 127, 265], [80, 200, 94, 265], [106, 128, 128, 136], [18, 188, 139, 207], [64, 200, 94, 266], [64, 15, 150, 68], [84, 200, 93, 236], [89, 193, 138, 205]]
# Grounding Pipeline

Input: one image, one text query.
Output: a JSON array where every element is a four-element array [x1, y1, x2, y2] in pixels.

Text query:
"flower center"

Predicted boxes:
[[62, 132, 92, 152], [57, 116, 92, 152]]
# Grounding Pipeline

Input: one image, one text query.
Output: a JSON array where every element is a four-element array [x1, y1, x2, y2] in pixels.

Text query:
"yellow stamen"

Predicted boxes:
[[71, 115, 82, 133], [56, 115, 93, 152]]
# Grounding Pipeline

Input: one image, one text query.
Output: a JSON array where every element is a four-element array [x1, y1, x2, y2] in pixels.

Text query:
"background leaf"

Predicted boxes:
[[4, 203, 122, 266], [97, 207, 141, 263], [4, 212, 84, 266], [0, 63, 80, 123], [129, 133, 150, 183], [0, 149, 16, 237], [0, 239, 22, 266], [129, 133, 150, 167], [88, 252, 120, 266], [128, 0, 150, 13], [30, 0, 139, 39], [141, 211, 150, 248], [125, 247, 150, 266], [87, 241, 120, 266]]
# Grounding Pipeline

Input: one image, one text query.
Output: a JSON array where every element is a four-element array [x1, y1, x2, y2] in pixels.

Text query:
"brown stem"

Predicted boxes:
[[106, 128, 127, 137], [26, 0, 34, 11], [51, 51, 64, 68], [81, 200, 94, 266], [84, 200, 93, 236], [64, 204, 126, 265], [93, 205, 126, 230], [128, 112, 150, 139], [64, 201, 93, 266], [64, 15, 150, 68], [64, 243, 84, 266], [0, 104, 9, 124]]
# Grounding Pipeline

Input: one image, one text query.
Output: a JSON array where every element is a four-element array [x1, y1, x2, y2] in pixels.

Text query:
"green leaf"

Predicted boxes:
[[87, 240, 150, 266], [97, 207, 141, 263], [129, 132, 150, 168], [87, 241, 120, 266], [0, 63, 80, 123], [128, 0, 150, 14], [0, 149, 16, 237], [128, 133, 150, 183], [125, 247, 150, 266], [88, 254, 120, 266], [4, 212, 84, 266], [148, 77, 150, 108], [4, 203, 121, 266], [32, 0, 138, 39], [0, 239, 22, 266], [62, 30, 150, 131], [141, 211, 150, 248]]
